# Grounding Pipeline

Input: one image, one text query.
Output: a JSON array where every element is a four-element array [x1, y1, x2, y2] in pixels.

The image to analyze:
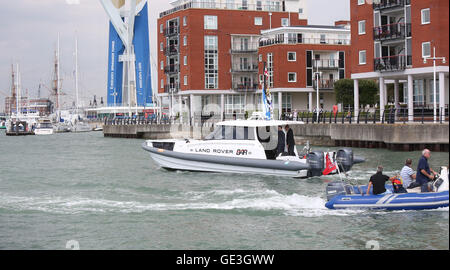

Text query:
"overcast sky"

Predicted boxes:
[[0, 0, 349, 111]]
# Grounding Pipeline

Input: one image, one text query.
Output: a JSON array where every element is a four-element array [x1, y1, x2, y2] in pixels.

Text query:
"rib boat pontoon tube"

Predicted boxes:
[[142, 119, 365, 178], [325, 166, 449, 210]]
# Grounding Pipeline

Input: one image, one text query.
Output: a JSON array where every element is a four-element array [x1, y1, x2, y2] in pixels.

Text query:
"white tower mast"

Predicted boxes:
[[75, 34, 79, 111]]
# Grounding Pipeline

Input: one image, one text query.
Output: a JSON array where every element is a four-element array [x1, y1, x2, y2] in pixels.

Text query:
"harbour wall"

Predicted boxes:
[[103, 123, 449, 152]]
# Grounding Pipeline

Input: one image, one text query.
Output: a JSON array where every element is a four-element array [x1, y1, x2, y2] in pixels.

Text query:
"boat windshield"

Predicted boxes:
[[205, 126, 255, 140], [39, 123, 53, 129]]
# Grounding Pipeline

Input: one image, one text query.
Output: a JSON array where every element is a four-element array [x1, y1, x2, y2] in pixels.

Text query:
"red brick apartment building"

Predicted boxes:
[[157, 0, 353, 121], [350, 0, 449, 121]]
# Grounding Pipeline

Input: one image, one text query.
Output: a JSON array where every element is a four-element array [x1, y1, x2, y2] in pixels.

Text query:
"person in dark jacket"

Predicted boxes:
[[276, 126, 286, 156], [285, 125, 295, 156], [366, 165, 397, 195]]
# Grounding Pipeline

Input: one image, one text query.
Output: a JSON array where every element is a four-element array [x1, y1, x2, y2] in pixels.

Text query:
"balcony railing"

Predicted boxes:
[[373, 0, 410, 11], [163, 26, 180, 37], [160, 1, 283, 18], [164, 83, 180, 93], [164, 45, 179, 56], [373, 23, 411, 41], [231, 65, 259, 73], [313, 59, 340, 69], [374, 55, 411, 72], [233, 84, 259, 92], [164, 64, 179, 74], [259, 37, 350, 47], [313, 79, 337, 90], [230, 47, 258, 54]]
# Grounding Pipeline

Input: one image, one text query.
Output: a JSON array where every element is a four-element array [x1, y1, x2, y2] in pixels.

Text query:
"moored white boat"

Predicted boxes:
[[34, 119, 54, 135]]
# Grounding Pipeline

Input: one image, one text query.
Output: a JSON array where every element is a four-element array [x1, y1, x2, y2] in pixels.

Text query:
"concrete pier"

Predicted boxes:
[[103, 123, 449, 152]]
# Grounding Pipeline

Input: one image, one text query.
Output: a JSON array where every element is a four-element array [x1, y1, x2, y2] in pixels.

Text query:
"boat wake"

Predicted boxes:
[[0, 190, 367, 217]]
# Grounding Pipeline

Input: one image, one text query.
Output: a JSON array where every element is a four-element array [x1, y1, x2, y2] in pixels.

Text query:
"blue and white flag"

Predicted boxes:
[[262, 66, 273, 120]]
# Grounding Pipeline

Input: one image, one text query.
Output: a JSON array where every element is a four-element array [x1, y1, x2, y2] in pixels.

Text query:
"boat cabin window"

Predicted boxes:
[[39, 123, 52, 129], [205, 126, 255, 140]]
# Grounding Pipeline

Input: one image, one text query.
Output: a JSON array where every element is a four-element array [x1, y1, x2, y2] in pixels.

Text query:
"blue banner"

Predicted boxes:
[[133, 2, 152, 106], [107, 21, 124, 106]]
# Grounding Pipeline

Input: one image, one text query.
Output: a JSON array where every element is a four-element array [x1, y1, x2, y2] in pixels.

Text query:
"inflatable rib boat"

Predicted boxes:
[[325, 167, 449, 211]]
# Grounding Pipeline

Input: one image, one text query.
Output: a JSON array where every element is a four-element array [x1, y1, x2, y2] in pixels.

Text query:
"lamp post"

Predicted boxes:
[[313, 59, 322, 122], [423, 46, 446, 123]]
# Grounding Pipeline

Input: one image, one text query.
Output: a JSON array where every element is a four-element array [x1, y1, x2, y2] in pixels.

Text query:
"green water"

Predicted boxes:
[[0, 130, 448, 250]]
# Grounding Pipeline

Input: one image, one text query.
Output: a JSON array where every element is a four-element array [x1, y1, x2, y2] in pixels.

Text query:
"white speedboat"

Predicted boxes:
[[34, 119, 54, 135], [142, 119, 364, 178]]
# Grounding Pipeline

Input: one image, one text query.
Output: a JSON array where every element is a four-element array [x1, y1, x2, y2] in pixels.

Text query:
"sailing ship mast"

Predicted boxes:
[[75, 34, 79, 111]]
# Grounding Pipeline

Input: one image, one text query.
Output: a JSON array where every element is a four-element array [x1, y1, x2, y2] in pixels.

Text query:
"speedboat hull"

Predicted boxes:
[[142, 143, 310, 178], [326, 190, 449, 211]]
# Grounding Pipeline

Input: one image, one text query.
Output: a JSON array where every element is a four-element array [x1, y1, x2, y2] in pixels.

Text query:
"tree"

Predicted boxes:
[[334, 79, 354, 108], [334, 78, 379, 108]]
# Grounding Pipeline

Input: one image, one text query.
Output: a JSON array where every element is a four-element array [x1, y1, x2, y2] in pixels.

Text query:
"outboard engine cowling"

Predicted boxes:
[[326, 181, 346, 201], [336, 148, 354, 172], [307, 151, 324, 177]]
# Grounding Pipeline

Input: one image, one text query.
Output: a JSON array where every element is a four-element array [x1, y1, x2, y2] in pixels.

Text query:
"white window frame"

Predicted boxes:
[[161, 79, 164, 89], [421, 8, 430, 25], [281, 18, 289, 27], [204, 15, 218, 30], [184, 75, 188, 86], [183, 35, 187, 46], [358, 20, 366, 35], [358, 0, 365, 5], [160, 61, 164, 70], [184, 55, 187, 66], [183, 16, 187, 26], [422, 42, 431, 58], [288, 72, 297, 83], [160, 24, 163, 33], [359, 50, 366, 65], [258, 54, 262, 62], [160, 42, 163, 52], [287, 52, 296, 62], [254, 17, 263, 26]]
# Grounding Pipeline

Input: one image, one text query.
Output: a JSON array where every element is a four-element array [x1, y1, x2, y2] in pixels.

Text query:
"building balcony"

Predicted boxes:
[[374, 55, 412, 72], [230, 48, 258, 54], [164, 83, 180, 93], [231, 65, 259, 73], [164, 26, 180, 37], [164, 46, 179, 56], [164, 64, 179, 74], [233, 84, 259, 92], [373, 0, 410, 11], [313, 59, 341, 70], [259, 37, 350, 47], [373, 23, 411, 41], [159, 1, 283, 18], [313, 79, 337, 90]]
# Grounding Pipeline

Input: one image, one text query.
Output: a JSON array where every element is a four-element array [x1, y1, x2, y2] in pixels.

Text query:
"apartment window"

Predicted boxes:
[[267, 53, 274, 88], [183, 35, 187, 46], [241, 0, 248, 10], [287, 52, 296, 61], [256, 1, 262, 11], [254, 17, 263, 26], [160, 24, 163, 33], [358, 20, 366, 35], [184, 55, 187, 66], [225, 95, 244, 114], [160, 61, 164, 70], [226, 0, 234, 9], [204, 15, 218, 30], [161, 79, 164, 89], [204, 36, 218, 89], [299, 8, 303, 14], [183, 16, 187, 26], [422, 42, 431, 58], [160, 42, 163, 52], [288, 72, 297, 83], [421, 8, 430, 25], [413, 80, 425, 106], [359, 50, 366, 65], [358, 0, 365, 5], [184, 76, 188, 86], [281, 18, 290, 27], [258, 54, 262, 62]]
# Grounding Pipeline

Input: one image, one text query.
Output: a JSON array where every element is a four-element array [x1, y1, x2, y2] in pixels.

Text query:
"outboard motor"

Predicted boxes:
[[306, 151, 324, 177], [326, 181, 346, 201], [336, 148, 354, 172]]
